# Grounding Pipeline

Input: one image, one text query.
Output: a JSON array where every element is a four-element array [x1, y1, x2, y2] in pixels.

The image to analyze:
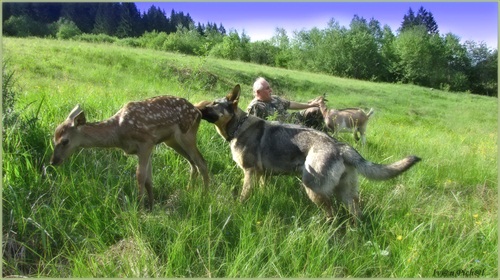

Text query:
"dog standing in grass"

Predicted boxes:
[[196, 84, 421, 223]]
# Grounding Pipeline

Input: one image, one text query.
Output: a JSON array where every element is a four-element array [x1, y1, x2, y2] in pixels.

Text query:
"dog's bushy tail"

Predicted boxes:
[[341, 145, 421, 180]]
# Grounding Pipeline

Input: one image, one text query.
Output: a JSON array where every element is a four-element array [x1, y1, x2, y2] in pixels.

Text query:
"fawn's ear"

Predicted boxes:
[[194, 100, 211, 111], [67, 105, 82, 119], [73, 111, 86, 127], [67, 105, 86, 127], [194, 100, 212, 119], [226, 84, 241, 108]]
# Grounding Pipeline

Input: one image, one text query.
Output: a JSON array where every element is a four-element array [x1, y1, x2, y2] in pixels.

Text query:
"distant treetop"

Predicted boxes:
[[399, 6, 439, 35]]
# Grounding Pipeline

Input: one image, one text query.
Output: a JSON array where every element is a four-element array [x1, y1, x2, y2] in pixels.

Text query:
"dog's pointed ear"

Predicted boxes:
[[226, 84, 241, 101], [227, 84, 241, 106]]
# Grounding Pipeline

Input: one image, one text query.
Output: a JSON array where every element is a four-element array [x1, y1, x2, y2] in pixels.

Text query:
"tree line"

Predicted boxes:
[[3, 3, 497, 96], [3, 3, 226, 38]]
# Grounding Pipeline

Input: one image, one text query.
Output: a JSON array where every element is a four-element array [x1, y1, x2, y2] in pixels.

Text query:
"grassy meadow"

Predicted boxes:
[[2, 37, 498, 277]]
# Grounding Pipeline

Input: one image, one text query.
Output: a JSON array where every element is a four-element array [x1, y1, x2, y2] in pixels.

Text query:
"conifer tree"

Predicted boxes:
[[400, 6, 438, 34]]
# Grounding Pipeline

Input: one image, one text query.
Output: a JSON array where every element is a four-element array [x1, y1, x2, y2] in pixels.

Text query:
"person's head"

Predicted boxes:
[[253, 77, 272, 102]]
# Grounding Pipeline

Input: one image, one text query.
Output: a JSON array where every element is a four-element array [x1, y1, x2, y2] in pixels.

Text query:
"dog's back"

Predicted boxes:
[[259, 121, 419, 181], [233, 117, 327, 174]]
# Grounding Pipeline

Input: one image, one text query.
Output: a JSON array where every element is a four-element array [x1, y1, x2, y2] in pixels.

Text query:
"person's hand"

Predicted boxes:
[[308, 96, 322, 107]]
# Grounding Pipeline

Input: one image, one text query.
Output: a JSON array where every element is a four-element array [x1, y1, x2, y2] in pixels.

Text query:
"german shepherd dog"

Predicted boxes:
[[197, 84, 421, 222]]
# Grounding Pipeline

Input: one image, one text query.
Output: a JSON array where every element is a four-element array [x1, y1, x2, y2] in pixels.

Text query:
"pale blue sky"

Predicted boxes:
[[135, 2, 498, 49]]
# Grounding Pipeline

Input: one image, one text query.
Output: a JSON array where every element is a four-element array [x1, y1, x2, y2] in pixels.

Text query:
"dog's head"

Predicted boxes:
[[195, 84, 241, 139]]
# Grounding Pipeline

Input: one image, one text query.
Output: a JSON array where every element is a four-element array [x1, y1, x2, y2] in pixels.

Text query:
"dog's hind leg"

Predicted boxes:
[[304, 186, 334, 219], [334, 167, 362, 224], [302, 156, 343, 219]]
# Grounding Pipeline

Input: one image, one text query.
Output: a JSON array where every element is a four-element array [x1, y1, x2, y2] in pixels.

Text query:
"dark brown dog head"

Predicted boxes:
[[195, 84, 241, 123], [195, 84, 241, 139]]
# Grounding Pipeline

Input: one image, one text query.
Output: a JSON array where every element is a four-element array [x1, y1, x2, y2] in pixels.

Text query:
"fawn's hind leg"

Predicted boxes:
[[166, 135, 209, 190], [136, 147, 154, 210]]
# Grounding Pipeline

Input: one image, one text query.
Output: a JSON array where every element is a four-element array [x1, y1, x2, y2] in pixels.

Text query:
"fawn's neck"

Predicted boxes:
[[79, 117, 122, 149], [318, 102, 329, 118]]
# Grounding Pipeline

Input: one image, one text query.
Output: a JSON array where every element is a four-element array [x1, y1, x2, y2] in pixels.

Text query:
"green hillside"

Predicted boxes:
[[2, 37, 497, 277]]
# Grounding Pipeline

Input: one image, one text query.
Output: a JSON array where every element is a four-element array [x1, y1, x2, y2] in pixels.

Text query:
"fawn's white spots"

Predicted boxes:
[[116, 95, 200, 133]]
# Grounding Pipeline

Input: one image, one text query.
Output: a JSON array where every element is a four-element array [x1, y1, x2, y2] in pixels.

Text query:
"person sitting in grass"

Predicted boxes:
[[247, 77, 321, 123]]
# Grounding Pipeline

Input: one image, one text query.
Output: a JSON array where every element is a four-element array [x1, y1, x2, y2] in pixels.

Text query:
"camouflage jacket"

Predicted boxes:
[[246, 96, 291, 122]]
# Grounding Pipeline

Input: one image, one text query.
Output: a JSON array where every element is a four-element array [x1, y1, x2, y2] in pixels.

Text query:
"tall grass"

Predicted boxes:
[[2, 37, 497, 277]]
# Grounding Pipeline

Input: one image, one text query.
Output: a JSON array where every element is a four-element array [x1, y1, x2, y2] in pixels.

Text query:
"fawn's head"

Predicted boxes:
[[309, 93, 327, 104], [50, 105, 87, 165]]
